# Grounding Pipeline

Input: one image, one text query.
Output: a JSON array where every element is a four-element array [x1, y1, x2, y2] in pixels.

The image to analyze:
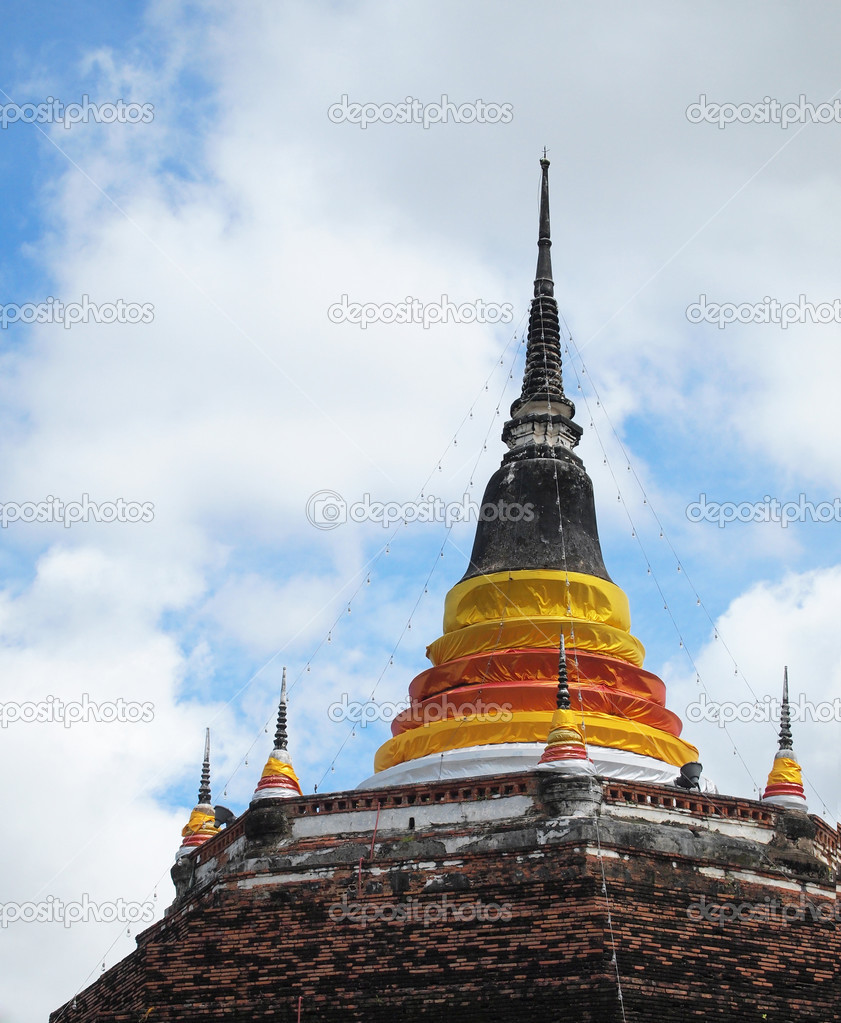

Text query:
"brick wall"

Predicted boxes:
[[50, 777, 839, 1023]]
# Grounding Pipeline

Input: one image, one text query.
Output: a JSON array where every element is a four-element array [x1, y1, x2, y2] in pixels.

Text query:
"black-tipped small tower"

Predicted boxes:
[[249, 666, 303, 813], [761, 666, 807, 810]]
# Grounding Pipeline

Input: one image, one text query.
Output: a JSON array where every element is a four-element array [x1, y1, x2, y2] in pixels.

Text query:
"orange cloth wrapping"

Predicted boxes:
[[374, 710, 698, 773], [443, 570, 631, 634], [260, 757, 301, 786], [766, 756, 803, 786], [426, 618, 645, 668], [409, 648, 666, 704], [181, 809, 218, 839], [390, 680, 682, 737]]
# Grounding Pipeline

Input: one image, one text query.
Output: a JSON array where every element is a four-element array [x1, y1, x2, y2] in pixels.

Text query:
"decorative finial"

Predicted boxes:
[[175, 728, 220, 860], [534, 155, 554, 299], [505, 156, 573, 429], [538, 633, 594, 776], [556, 633, 570, 710], [778, 666, 793, 751], [542, 146, 549, 160], [761, 666, 807, 811], [198, 727, 211, 805], [274, 667, 289, 751], [251, 669, 303, 803]]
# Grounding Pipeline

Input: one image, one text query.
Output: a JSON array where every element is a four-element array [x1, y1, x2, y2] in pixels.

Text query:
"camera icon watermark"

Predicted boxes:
[[685, 494, 841, 528], [687, 894, 838, 927], [306, 492, 534, 530], [327, 94, 513, 129], [685, 294, 841, 329], [327, 295, 514, 329], [327, 694, 514, 728], [685, 692, 841, 728], [0, 895, 155, 928], [686, 94, 841, 129], [328, 894, 512, 927], [0, 496, 155, 528], [0, 296, 154, 329]]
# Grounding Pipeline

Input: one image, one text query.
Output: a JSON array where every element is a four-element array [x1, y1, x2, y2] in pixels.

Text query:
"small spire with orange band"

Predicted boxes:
[[176, 728, 221, 860], [251, 668, 303, 802], [761, 667, 808, 811], [537, 634, 595, 776]]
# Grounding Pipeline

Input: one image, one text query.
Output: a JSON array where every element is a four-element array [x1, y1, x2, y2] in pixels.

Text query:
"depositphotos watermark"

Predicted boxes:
[[686, 94, 841, 129], [686, 294, 841, 329], [686, 494, 841, 528], [0, 496, 155, 528], [306, 492, 534, 530], [0, 696, 155, 728], [328, 694, 514, 728], [0, 895, 155, 928], [688, 894, 839, 927], [0, 96, 154, 129], [0, 297, 155, 329], [328, 894, 512, 928], [686, 692, 841, 728], [328, 94, 513, 129], [327, 295, 514, 329]]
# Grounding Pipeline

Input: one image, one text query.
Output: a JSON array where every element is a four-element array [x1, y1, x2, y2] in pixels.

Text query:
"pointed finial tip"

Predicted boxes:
[[778, 665, 793, 752], [274, 671, 290, 751], [198, 728, 212, 805]]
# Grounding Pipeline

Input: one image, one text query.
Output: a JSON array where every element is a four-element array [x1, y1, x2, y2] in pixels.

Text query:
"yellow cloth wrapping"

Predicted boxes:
[[426, 617, 645, 668], [766, 756, 803, 786], [260, 757, 301, 785], [545, 707, 586, 745], [374, 710, 698, 772], [443, 570, 631, 634], [181, 809, 218, 838]]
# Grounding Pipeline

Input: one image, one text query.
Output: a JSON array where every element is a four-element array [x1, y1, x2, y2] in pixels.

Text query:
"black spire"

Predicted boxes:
[[556, 633, 571, 710], [534, 157, 554, 298], [511, 156, 568, 415], [274, 667, 289, 751], [778, 667, 793, 751], [460, 157, 610, 583], [198, 727, 212, 805]]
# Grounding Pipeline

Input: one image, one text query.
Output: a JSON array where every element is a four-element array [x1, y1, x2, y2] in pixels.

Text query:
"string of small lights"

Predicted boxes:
[[215, 315, 530, 798], [45, 316, 534, 1013], [558, 314, 835, 822], [312, 322, 530, 789], [51, 868, 166, 1018]]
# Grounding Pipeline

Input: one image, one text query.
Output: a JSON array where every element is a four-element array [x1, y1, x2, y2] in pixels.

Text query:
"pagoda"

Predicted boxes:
[[50, 160, 839, 1023], [366, 157, 699, 790]]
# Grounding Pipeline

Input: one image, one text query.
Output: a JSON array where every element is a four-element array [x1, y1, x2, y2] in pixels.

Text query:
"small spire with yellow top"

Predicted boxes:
[[537, 634, 595, 775], [251, 668, 303, 802], [176, 728, 221, 860], [761, 667, 808, 811]]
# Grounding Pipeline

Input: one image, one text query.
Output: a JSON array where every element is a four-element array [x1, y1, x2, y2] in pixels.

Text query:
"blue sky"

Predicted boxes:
[[2, 2, 841, 1019]]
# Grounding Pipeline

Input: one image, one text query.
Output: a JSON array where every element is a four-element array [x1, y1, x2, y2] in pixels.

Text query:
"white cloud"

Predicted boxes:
[[665, 564, 841, 819], [2, 2, 841, 1020]]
